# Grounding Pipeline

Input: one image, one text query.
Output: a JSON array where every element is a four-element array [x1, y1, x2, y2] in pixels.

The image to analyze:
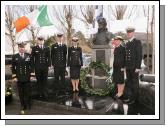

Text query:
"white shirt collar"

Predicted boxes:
[[129, 36, 134, 42], [58, 42, 63, 45], [39, 44, 43, 48], [20, 53, 24, 57], [115, 43, 121, 48]]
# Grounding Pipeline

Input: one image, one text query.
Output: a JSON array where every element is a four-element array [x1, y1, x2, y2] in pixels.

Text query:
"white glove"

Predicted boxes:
[[30, 73, 36, 81], [121, 68, 125, 71], [30, 76, 34, 81], [135, 69, 140, 73], [12, 78, 18, 82]]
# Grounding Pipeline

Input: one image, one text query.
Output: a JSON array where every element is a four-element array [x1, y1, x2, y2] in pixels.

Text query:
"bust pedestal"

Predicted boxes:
[[89, 45, 112, 89]]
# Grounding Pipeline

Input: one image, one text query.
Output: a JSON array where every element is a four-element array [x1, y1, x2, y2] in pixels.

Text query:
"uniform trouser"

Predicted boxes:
[[126, 68, 139, 102], [54, 66, 66, 87], [17, 81, 31, 110], [35, 68, 48, 96]]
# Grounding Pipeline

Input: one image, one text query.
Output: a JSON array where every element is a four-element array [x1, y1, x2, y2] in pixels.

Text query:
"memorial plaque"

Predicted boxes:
[[96, 50, 105, 63], [94, 78, 107, 89]]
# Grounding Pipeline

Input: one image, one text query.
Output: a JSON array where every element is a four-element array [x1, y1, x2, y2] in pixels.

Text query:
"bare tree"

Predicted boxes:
[[75, 5, 95, 45], [126, 6, 137, 19], [109, 5, 127, 20], [75, 5, 95, 28], [27, 26, 40, 45], [143, 5, 147, 17], [146, 6, 150, 70], [151, 5, 155, 74], [142, 5, 155, 73], [108, 5, 136, 20], [5, 6, 18, 54], [23, 5, 41, 45], [5, 5, 40, 54], [53, 5, 76, 46]]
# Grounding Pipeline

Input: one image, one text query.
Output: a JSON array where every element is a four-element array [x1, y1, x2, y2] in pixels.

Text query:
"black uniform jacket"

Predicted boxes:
[[31, 45, 51, 69], [67, 46, 83, 67], [51, 43, 67, 67], [12, 53, 34, 82], [125, 38, 142, 69], [113, 44, 126, 68]]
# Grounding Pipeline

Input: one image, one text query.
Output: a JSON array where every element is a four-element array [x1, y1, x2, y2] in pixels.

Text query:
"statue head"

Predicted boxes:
[[97, 17, 107, 29]]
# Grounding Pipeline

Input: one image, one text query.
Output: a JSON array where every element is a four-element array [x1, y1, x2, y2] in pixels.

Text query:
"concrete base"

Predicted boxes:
[[86, 76, 108, 89], [138, 82, 155, 112], [6, 78, 155, 115], [91, 45, 112, 89]]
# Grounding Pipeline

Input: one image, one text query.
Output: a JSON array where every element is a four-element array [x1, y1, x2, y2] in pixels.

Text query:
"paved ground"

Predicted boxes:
[[5, 65, 154, 115], [5, 99, 84, 115]]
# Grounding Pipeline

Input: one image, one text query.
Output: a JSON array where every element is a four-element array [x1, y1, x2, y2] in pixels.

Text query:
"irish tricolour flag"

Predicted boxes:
[[13, 5, 54, 33]]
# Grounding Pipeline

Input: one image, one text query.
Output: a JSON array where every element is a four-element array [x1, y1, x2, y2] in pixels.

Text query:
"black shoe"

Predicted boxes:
[[123, 98, 130, 103], [27, 105, 31, 110], [113, 95, 118, 100], [127, 99, 136, 105], [39, 93, 43, 98], [118, 95, 124, 100], [43, 93, 48, 98], [23, 105, 27, 110], [72, 89, 75, 93], [75, 89, 79, 92], [20, 110, 25, 115], [113, 94, 123, 100]]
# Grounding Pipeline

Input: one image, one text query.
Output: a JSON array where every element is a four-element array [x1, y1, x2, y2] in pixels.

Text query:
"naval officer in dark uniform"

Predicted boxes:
[[51, 32, 67, 88], [12, 42, 34, 114], [124, 26, 142, 103], [31, 36, 51, 98], [67, 37, 83, 92], [112, 36, 126, 99]]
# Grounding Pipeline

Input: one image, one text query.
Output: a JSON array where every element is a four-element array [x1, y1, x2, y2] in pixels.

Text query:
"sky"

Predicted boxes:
[[5, 5, 152, 54], [9, 5, 153, 42]]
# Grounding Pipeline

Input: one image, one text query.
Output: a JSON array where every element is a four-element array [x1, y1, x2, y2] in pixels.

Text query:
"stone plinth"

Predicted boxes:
[[92, 45, 111, 65], [90, 45, 111, 89]]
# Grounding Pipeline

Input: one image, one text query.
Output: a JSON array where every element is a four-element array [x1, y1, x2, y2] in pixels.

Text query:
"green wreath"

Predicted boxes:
[[80, 61, 115, 96]]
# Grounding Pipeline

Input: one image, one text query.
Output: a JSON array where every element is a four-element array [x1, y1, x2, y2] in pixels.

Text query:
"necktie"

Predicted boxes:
[[21, 53, 24, 58], [127, 40, 130, 44]]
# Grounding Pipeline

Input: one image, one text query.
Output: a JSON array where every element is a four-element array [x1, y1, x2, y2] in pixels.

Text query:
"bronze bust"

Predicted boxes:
[[92, 18, 114, 45]]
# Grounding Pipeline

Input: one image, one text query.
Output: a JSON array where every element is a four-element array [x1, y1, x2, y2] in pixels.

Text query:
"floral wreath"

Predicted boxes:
[[80, 61, 115, 96]]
